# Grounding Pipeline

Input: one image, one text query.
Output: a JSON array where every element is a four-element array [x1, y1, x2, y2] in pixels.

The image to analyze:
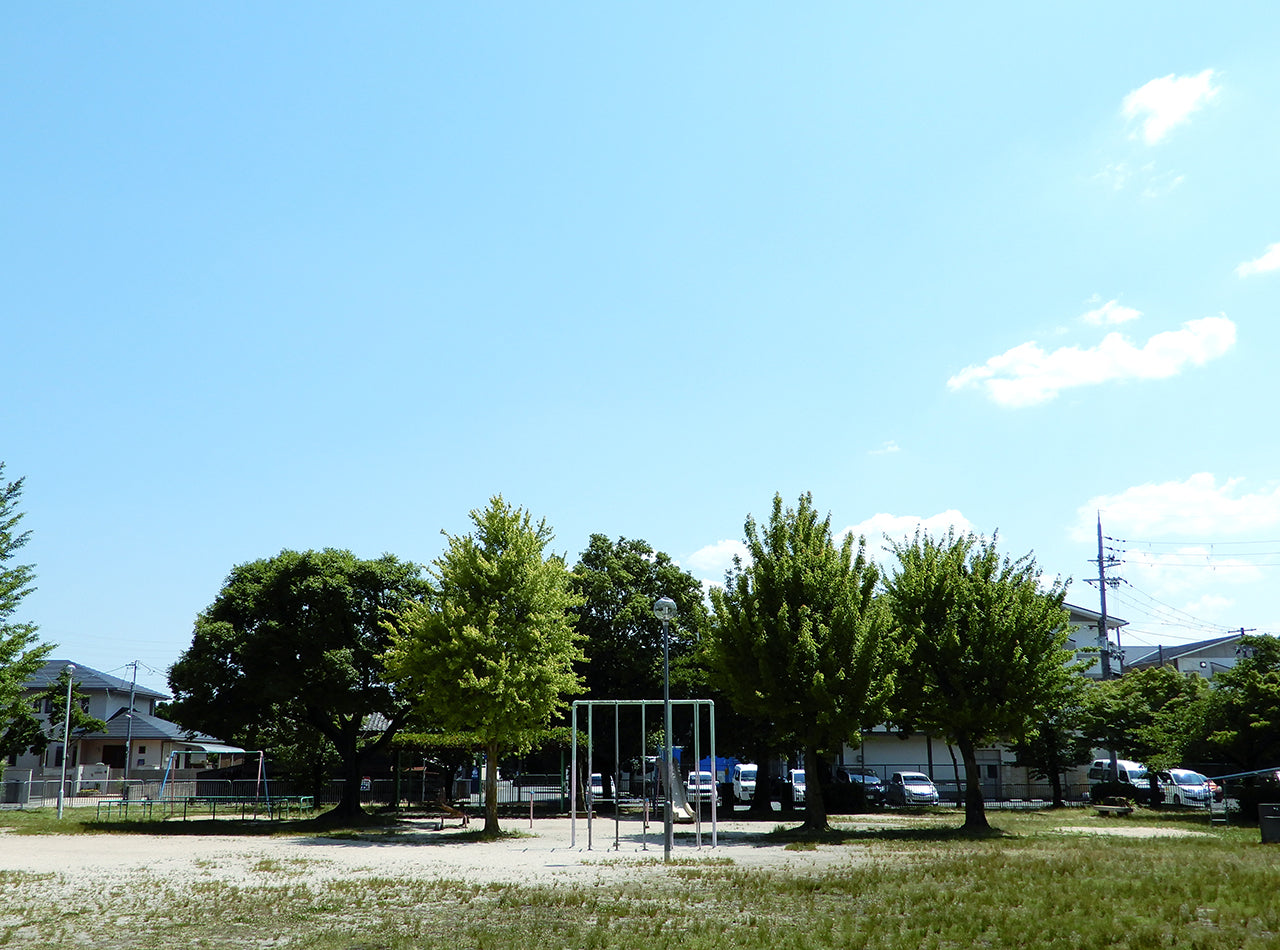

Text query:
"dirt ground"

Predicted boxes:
[[0, 816, 867, 891], [0, 812, 1208, 896]]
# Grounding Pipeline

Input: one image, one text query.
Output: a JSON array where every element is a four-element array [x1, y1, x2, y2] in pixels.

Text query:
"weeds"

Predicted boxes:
[[1, 811, 1277, 948]]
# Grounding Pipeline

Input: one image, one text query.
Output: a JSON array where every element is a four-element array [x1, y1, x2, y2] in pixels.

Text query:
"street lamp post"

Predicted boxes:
[[57, 664, 75, 820], [653, 597, 677, 862]]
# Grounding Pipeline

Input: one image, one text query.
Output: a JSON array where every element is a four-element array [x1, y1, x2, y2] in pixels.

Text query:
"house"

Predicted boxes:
[[1124, 633, 1247, 678], [7, 660, 242, 790], [832, 602, 1131, 802]]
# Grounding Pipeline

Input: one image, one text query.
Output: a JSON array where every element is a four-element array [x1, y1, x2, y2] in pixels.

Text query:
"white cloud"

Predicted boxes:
[[1236, 242, 1280, 278], [1082, 300, 1142, 326], [1073, 473, 1280, 542], [1093, 163, 1131, 190], [947, 315, 1236, 407], [685, 539, 749, 580], [1122, 69, 1220, 145], [836, 510, 975, 560], [1141, 170, 1185, 198], [869, 440, 900, 455]]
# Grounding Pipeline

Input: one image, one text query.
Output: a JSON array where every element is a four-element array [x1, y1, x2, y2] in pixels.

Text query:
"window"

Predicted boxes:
[[138, 745, 146, 754]]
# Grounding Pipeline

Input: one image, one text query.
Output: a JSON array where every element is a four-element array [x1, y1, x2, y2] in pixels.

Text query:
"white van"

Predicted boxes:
[[1087, 758, 1147, 785], [732, 763, 757, 802]]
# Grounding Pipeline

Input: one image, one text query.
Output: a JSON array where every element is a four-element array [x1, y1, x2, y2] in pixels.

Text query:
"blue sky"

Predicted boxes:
[[6, 5, 1280, 695]]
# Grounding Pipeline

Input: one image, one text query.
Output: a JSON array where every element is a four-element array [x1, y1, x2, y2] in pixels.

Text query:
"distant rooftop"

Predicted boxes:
[[24, 660, 170, 702]]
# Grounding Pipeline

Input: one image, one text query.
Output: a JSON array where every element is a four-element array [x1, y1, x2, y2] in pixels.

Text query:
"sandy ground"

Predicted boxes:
[[0, 812, 1209, 895], [0, 816, 873, 891]]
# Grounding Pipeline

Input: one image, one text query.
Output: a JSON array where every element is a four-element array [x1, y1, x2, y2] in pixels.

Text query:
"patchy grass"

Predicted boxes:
[[2, 810, 1278, 948]]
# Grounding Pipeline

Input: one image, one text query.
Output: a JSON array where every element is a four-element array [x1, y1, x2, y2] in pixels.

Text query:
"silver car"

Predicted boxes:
[[1158, 769, 1213, 806], [887, 771, 940, 806]]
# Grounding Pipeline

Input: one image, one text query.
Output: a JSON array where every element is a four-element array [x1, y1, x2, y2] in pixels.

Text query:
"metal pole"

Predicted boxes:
[[57, 664, 75, 820], [1097, 514, 1120, 781], [655, 597, 677, 863], [570, 703, 578, 847]]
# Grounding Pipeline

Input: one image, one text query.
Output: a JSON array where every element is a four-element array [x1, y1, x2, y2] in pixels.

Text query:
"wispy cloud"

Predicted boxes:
[[685, 539, 749, 581], [1073, 473, 1280, 541], [1236, 242, 1280, 278], [947, 315, 1236, 408], [836, 510, 975, 559], [1082, 300, 1142, 326], [869, 440, 900, 456], [1122, 69, 1220, 145]]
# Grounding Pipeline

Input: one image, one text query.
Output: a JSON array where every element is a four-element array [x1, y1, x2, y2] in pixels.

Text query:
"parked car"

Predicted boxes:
[[789, 769, 806, 804], [589, 773, 604, 799], [685, 770, 718, 805], [732, 763, 757, 803], [836, 766, 885, 806], [887, 771, 940, 806], [1157, 769, 1214, 807], [1087, 758, 1155, 804], [1087, 758, 1148, 785]]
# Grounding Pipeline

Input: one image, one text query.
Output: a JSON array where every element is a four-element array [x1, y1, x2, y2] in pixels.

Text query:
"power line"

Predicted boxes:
[[1110, 536, 1280, 547]]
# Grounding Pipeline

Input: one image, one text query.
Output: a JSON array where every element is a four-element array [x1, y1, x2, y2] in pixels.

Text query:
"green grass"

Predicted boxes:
[[1, 810, 1278, 948]]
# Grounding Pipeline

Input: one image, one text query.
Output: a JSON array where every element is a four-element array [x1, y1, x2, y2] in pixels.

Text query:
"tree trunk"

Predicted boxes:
[[802, 747, 828, 832], [957, 736, 989, 831], [747, 740, 773, 818], [1049, 769, 1065, 809], [330, 731, 367, 821], [484, 741, 501, 835]]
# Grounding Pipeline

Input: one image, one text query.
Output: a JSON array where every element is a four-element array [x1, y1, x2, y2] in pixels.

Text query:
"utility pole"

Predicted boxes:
[[1089, 514, 1124, 782], [1089, 514, 1123, 679], [123, 661, 138, 783]]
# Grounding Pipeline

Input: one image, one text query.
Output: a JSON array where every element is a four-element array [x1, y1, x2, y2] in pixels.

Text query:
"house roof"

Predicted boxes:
[[1125, 633, 1245, 669], [25, 660, 169, 702], [87, 708, 243, 753], [1065, 603, 1128, 630]]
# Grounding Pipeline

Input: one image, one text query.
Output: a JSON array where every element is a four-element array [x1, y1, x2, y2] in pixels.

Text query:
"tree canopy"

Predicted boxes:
[[167, 548, 429, 819], [707, 492, 890, 832], [884, 530, 1075, 830], [1079, 665, 1209, 783], [0, 464, 53, 773], [1204, 634, 1280, 771], [570, 534, 707, 702], [383, 496, 585, 834]]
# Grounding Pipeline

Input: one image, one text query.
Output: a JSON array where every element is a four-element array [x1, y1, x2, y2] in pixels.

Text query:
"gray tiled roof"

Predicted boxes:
[[25, 660, 169, 702]]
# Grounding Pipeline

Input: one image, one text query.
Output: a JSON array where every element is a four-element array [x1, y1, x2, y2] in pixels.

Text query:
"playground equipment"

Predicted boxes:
[[569, 698, 717, 852]]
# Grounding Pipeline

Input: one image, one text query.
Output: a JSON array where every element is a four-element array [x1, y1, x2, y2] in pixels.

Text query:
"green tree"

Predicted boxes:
[[884, 530, 1075, 831], [706, 492, 890, 832], [570, 535, 707, 702], [383, 497, 585, 835], [1204, 635, 1280, 771], [41, 666, 108, 743], [568, 535, 719, 796], [0, 464, 53, 774], [168, 549, 429, 820], [1078, 665, 1210, 805], [1009, 679, 1094, 808]]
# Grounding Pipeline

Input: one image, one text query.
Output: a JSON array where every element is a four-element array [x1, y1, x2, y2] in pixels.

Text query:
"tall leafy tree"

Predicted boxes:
[[383, 496, 585, 835], [570, 535, 707, 702], [168, 549, 429, 820], [1204, 635, 1280, 771], [706, 492, 890, 832], [1079, 665, 1210, 795], [884, 530, 1075, 831], [1009, 680, 1094, 808], [0, 464, 53, 774]]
